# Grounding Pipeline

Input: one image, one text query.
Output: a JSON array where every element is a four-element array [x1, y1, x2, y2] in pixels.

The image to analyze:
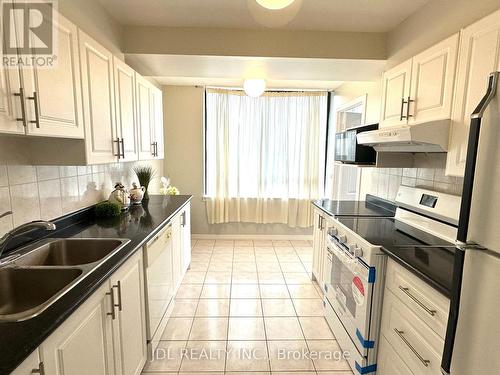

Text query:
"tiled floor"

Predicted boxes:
[[142, 238, 354, 375]]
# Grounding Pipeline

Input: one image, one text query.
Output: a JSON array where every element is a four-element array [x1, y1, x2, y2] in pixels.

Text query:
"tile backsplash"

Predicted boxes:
[[358, 155, 464, 202], [0, 161, 163, 237]]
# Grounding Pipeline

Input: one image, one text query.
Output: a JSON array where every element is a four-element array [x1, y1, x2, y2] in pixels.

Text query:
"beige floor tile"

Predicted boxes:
[[233, 262, 257, 272], [181, 271, 207, 284], [259, 284, 290, 299], [176, 284, 203, 299], [205, 271, 232, 284], [208, 262, 233, 272], [232, 272, 259, 284], [160, 318, 193, 340], [257, 263, 282, 272], [195, 299, 230, 317], [201, 284, 231, 299], [143, 340, 186, 372], [258, 272, 285, 284], [231, 284, 261, 298], [234, 239, 254, 246], [213, 247, 234, 254], [233, 254, 256, 263], [228, 317, 266, 340], [283, 272, 313, 285], [299, 317, 335, 339], [188, 261, 209, 271], [255, 254, 279, 262], [230, 299, 262, 317], [215, 239, 234, 246], [170, 299, 199, 317], [196, 239, 215, 246], [226, 340, 269, 372], [307, 340, 352, 371], [268, 340, 314, 371], [280, 262, 307, 272], [293, 299, 325, 316], [288, 284, 321, 298], [189, 317, 228, 340], [180, 340, 227, 372], [261, 299, 296, 317], [254, 240, 273, 246], [291, 240, 311, 247], [277, 254, 301, 262], [272, 240, 292, 247], [264, 317, 303, 340]]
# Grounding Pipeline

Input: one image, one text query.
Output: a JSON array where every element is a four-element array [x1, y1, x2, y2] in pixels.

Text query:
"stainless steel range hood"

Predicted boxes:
[[356, 120, 450, 153]]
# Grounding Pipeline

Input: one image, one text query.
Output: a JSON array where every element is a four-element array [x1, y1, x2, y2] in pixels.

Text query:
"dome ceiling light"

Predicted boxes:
[[256, 0, 296, 10], [243, 79, 267, 97]]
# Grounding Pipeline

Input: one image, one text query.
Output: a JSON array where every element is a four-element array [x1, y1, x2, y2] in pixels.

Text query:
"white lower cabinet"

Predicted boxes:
[[38, 252, 146, 375], [171, 205, 191, 289], [10, 350, 42, 375], [378, 336, 413, 375], [312, 209, 327, 289]]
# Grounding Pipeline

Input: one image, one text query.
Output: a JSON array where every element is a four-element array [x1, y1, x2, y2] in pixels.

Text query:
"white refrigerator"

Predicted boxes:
[[441, 72, 500, 374]]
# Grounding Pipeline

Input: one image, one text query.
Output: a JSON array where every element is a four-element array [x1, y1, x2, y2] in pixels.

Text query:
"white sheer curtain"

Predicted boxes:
[[205, 89, 328, 227]]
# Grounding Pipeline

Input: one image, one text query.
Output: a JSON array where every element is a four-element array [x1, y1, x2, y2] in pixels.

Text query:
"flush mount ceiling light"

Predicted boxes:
[[244, 79, 266, 97], [256, 0, 295, 10]]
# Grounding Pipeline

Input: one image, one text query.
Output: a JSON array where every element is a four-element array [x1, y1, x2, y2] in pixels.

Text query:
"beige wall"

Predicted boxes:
[[124, 26, 386, 60], [162, 85, 312, 236], [387, 0, 500, 68], [59, 0, 124, 57], [333, 81, 382, 125]]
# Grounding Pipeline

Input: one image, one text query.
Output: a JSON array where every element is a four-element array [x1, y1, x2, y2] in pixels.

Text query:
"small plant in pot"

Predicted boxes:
[[133, 165, 156, 200]]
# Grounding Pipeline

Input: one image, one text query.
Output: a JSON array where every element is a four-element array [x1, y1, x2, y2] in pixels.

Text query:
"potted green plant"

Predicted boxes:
[[133, 165, 156, 200]]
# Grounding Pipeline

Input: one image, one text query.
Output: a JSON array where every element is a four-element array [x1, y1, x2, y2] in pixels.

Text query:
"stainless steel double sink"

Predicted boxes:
[[0, 238, 129, 322]]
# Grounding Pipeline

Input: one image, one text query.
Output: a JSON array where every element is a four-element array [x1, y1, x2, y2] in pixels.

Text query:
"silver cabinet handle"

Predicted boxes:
[[120, 138, 125, 158], [27, 91, 40, 128], [398, 286, 437, 316], [406, 96, 414, 119], [113, 281, 123, 311], [31, 362, 45, 374], [106, 289, 116, 320], [394, 328, 430, 367], [181, 211, 186, 227], [400, 97, 406, 121], [113, 137, 121, 159], [151, 141, 158, 156], [14, 88, 27, 126]]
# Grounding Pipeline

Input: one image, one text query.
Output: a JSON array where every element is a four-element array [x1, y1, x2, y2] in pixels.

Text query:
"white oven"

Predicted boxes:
[[323, 222, 386, 374]]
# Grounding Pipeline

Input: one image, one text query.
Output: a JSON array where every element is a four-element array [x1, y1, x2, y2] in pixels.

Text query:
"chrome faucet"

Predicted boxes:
[[0, 211, 56, 259]]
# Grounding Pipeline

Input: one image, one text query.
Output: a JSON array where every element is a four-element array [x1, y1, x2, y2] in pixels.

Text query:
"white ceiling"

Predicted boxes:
[[100, 0, 430, 32], [125, 54, 386, 89]]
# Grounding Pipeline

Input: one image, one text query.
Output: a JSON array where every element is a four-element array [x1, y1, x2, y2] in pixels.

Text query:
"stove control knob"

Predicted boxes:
[[338, 234, 347, 243], [354, 247, 364, 258], [328, 228, 338, 236]]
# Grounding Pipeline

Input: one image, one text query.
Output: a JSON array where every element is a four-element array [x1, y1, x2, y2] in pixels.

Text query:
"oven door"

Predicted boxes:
[[325, 238, 374, 357]]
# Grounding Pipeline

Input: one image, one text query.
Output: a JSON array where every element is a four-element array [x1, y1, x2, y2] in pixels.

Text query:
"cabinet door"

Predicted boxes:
[[171, 213, 184, 289], [151, 86, 164, 159], [110, 252, 147, 375], [79, 30, 116, 164], [113, 57, 138, 162], [377, 336, 414, 375], [40, 284, 115, 375], [446, 10, 500, 176], [408, 33, 459, 124], [136, 74, 154, 160], [312, 212, 323, 281], [22, 15, 84, 138], [380, 59, 413, 128], [181, 203, 192, 272], [11, 350, 42, 375]]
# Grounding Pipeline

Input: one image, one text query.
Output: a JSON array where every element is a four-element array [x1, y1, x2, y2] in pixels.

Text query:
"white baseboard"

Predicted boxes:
[[192, 234, 313, 241]]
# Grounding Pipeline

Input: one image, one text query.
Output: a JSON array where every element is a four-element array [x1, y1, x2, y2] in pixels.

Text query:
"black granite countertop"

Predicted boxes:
[[0, 195, 192, 375], [312, 195, 396, 218]]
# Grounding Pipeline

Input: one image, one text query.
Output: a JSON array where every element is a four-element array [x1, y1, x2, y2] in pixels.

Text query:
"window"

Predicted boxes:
[[203, 88, 328, 227]]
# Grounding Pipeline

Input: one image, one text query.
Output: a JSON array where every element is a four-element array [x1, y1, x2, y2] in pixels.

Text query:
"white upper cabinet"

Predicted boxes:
[[22, 15, 84, 138], [408, 33, 459, 124], [446, 10, 500, 177], [113, 57, 139, 162], [380, 33, 459, 128], [380, 59, 413, 128], [79, 30, 117, 164], [151, 85, 164, 160]]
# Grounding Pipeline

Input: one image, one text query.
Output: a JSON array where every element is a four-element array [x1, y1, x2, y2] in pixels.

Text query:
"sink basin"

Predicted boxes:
[[15, 239, 126, 266], [0, 267, 83, 321]]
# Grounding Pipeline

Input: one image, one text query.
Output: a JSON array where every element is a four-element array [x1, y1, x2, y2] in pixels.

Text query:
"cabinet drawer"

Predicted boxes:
[[378, 335, 413, 375], [385, 259, 449, 338], [382, 290, 443, 375]]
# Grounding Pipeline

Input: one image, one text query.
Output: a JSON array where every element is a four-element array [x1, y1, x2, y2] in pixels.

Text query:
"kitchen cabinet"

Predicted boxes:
[[79, 30, 116, 164], [446, 9, 500, 176], [312, 209, 327, 288], [40, 252, 146, 375], [380, 34, 459, 128], [10, 350, 42, 375], [0, 14, 83, 138], [180, 202, 192, 272], [22, 15, 84, 138], [380, 59, 413, 128], [172, 211, 187, 289], [113, 57, 139, 162], [109, 252, 147, 375], [377, 336, 413, 375], [136, 74, 164, 160], [40, 283, 116, 375]]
